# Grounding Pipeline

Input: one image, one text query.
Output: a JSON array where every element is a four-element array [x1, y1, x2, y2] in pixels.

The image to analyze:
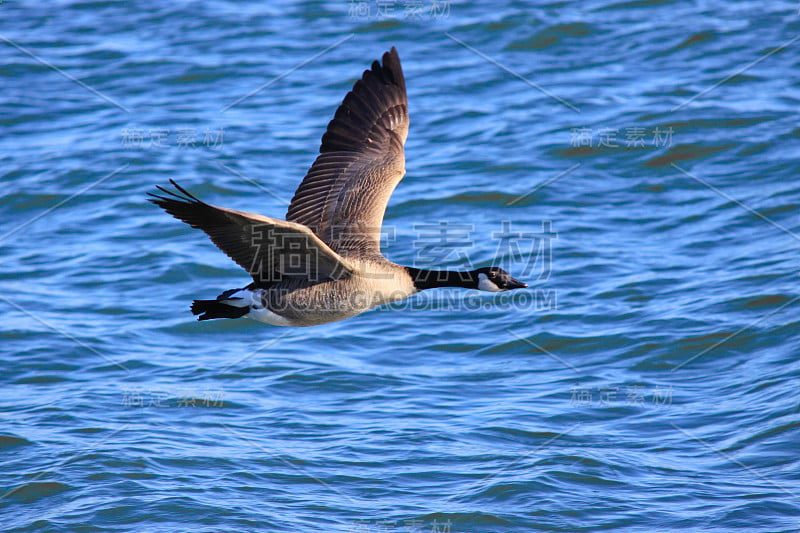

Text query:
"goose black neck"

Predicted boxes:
[[405, 267, 477, 291]]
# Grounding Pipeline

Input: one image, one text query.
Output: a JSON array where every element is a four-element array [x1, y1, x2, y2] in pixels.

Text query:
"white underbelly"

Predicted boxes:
[[246, 307, 297, 327]]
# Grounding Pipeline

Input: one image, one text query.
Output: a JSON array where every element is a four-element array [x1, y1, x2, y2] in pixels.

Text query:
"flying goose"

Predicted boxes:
[[150, 47, 527, 327]]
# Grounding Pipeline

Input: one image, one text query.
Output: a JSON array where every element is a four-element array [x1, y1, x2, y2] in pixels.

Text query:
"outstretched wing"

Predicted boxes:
[[149, 180, 355, 285], [285, 47, 408, 258]]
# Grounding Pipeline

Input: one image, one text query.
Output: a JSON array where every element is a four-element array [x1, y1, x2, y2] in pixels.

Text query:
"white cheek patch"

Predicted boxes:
[[478, 273, 503, 292]]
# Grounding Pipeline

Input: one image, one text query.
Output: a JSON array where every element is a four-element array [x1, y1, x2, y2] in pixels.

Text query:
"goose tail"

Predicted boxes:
[[191, 300, 249, 321]]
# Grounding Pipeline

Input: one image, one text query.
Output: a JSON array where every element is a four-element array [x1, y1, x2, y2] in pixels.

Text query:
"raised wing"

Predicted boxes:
[[285, 47, 408, 258], [149, 180, 355, 285]]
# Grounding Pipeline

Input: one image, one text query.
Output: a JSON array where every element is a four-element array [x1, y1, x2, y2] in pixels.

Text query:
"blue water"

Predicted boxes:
[[2, 1, 800, 531]]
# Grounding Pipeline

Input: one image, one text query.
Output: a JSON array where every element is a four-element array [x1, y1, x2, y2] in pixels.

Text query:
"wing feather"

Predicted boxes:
[[285, 47, 409, 257], [149, 180, 354, 285]]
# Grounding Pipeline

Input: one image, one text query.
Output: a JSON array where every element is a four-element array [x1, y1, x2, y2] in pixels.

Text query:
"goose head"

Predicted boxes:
[[475, 267, 528, 292]]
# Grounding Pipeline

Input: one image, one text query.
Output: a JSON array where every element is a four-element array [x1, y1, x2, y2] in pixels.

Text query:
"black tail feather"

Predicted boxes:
[[191, 300, 249, 321]]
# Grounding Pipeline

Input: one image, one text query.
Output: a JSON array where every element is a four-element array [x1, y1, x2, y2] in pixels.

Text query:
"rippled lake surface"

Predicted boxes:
[[2, 1, 800, 531]]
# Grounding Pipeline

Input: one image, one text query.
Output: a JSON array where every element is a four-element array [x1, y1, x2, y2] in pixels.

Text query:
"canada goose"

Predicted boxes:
[[150, 47, 527, 327]]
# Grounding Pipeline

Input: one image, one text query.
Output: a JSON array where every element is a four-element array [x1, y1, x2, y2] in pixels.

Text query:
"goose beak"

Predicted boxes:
[[507, 277, 528, 290]]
